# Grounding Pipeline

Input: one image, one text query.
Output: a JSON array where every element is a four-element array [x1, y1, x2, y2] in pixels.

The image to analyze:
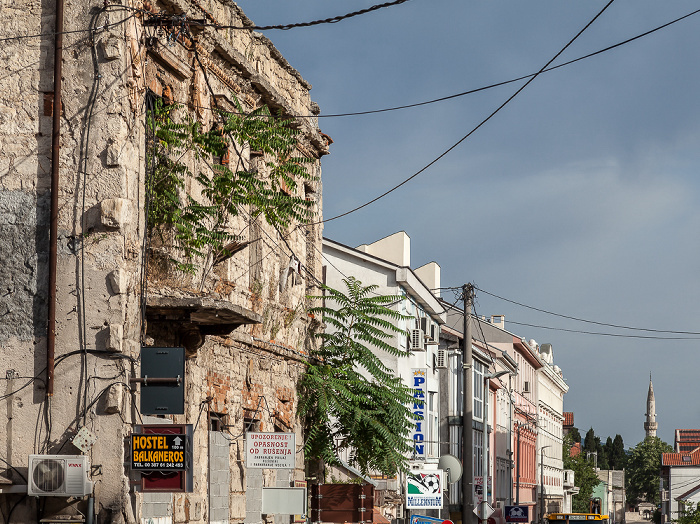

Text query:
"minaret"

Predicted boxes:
[[644, 373, 658, 438]]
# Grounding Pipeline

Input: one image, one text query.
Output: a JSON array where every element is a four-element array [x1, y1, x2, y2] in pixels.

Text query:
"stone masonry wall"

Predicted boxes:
[[0, 0, 325, 522]]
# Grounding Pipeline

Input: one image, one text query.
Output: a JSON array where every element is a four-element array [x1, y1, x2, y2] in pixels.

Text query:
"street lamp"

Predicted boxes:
[[480, 370, 510, 524], [540, 445, 552, 524]]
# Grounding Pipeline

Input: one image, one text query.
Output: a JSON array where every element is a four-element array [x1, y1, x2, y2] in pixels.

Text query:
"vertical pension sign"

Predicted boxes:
[[246, 432, 295, 469], [131, 434, 187, 470]]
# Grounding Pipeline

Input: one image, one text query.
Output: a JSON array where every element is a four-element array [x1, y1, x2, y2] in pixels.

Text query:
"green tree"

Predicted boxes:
[[678, 502, 700, 524], [584, 428, 597, 452], [604, 437, 614, 468], [146, 96, 315, 276], [582, 428, 609, 469], [610, 434, 625, 470], [569, 427, 582, 443], [626, 436, 673, 505], [564, 434, 600, 512], [299, 277, 417, 476]]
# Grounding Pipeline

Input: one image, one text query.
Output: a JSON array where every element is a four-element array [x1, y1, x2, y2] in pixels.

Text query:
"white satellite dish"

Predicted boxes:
[[438, 454, 463, 483]]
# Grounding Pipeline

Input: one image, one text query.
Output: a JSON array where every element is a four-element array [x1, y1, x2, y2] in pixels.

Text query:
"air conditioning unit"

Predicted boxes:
[[28, 455, 94, 497], [436, 348, 448, 369], [420, 318, 439, 345], [410, 329, 425, 351], [523, 381, 531, 393], [431, 323, 440, 343]]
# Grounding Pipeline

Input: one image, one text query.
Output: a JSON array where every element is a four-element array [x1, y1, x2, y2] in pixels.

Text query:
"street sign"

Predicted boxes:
[[505, 505, 529, 523], [474, 502, 495, 520], [411, 515, 452, 524]]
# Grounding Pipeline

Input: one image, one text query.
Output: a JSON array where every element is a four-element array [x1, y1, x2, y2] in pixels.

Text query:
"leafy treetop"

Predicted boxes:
[[299, 277, 417, 476]]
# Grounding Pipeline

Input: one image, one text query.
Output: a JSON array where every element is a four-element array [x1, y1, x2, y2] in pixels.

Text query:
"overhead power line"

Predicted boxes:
[[0, 5, 145, 43], [209, 0, 413, 31], [475, 286, 700, 335], [505, 320, 700, 340], [313, 7, 700, 118], [319, 0, 617, 224]]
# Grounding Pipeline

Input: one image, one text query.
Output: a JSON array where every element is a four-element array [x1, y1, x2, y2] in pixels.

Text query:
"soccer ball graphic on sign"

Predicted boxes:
[[408, 473, 441, 494], [422, 474, 441, 494]]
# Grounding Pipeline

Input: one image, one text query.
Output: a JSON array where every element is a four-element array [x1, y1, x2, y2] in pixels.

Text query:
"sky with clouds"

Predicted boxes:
[[237, 0, 700, 449]]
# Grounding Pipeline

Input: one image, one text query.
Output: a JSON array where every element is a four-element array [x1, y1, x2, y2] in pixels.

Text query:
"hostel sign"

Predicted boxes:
[[246, 432, 295, 469], [131, 434, 187, 470]]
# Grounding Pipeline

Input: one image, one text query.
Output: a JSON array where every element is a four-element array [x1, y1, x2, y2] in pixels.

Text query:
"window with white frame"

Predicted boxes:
[[473, 359, 484, 421]]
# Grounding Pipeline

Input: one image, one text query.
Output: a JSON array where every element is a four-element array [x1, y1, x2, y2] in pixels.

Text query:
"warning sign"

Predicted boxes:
[[131, 434, 187, 470], [246, 432, 295, 469]]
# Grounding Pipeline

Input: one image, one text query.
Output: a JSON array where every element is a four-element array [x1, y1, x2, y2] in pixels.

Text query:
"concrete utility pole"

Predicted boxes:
[[462, 284, 474, 524], [540, 445, 552, 524]]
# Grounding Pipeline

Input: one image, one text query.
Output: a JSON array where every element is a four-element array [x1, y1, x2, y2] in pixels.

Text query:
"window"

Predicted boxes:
[[209, 412, 227, 432], [474, 429, 483, 477], [473, 360, 484, 420]]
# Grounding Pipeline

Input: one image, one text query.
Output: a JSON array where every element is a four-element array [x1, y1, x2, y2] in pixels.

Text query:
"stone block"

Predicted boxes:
[[107, 269, 128, 294], [101, 34, 123, 61], [106, 140, 122, 167], [104, 382, 123, 414], [100, 198, 131, 230], [106, 323, 123, 352]]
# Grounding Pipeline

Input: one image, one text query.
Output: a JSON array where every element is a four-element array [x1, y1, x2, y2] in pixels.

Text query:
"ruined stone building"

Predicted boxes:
[[0, 0, 329, 522]]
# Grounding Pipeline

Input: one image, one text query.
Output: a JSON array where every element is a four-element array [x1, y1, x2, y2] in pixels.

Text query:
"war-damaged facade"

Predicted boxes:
[[0, 0, 329, 522]]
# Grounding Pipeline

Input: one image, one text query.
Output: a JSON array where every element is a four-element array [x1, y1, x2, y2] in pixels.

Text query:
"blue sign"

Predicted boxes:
[[505, 506, 529, 523], [411, 369, 427, 458], [410, 516, 445, 524]]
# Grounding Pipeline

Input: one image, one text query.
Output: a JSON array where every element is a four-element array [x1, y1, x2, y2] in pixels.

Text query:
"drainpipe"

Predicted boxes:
[[47, 0, 64, 397]]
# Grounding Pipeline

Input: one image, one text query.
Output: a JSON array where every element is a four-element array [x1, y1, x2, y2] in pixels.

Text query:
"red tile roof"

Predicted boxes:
[[373, 508, 391, 524], [564, 412, 574, 427], [662, 448, 700, 466], [570, 442, 581, 457], [675, 430, 700, 453]]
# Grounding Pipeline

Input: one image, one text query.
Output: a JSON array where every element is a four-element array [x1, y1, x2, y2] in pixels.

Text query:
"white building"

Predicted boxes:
[[661, 447, 700, 522], [536, 343, 569, 517]]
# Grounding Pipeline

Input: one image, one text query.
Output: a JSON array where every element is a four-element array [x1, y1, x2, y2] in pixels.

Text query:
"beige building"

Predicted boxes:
[[0, 1, 329, 522]]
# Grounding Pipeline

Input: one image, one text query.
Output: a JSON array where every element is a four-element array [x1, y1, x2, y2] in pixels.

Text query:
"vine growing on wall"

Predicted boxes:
[[145, 94, 316, 277]]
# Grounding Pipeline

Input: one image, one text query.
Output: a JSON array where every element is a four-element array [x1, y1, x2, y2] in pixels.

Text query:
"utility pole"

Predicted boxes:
[[540, 445, 552, 524], [462, 284, 474, 524]]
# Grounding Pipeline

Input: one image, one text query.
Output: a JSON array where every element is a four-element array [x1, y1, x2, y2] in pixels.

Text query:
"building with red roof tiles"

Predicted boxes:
[[564, 412, 574, 428], [661, 440, 700, 521], [570, 441, 582, 458], [674, 429, 700, 453]]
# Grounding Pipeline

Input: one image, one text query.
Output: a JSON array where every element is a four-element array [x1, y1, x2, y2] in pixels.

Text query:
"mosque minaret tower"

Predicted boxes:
[[644, 373, 658, 438]]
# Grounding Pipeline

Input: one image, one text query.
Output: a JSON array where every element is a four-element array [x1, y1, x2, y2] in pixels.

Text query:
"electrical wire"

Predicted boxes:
[[316, 0, 618, 224], [310, 7, 700, 118], [475, 286, 700, 335], [202, 0, 412, 31], [87, 6, 698, 124], [0, 6, 144, 44], [505, 319, 700, 340]]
